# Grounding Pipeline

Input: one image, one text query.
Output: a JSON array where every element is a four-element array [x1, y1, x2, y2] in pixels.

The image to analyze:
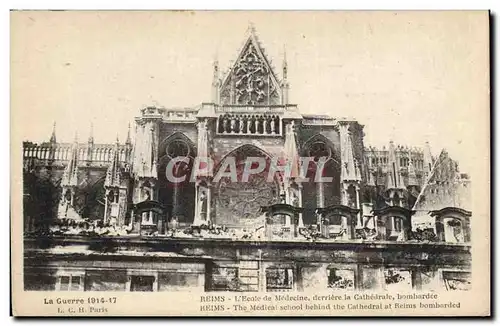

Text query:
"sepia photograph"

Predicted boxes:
[[10, 10, 490, 316]]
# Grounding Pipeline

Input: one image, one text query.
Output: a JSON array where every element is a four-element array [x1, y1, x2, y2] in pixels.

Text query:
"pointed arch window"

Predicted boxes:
[[166, 139, 190, 159]]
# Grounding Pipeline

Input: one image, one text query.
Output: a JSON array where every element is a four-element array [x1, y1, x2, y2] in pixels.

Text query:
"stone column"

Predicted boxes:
[[149, 179, 156, 224], [103, 189, 110, 224], [193, 183, 207, 226], [230, 116, 236, 133], [171, 181, 181, 218], [316, 181, 324, 208], [206, 184, 212, 224], [223, 117, 228, 134], [246, 117, 251, 134], [193, 184, 199, 224], [258, 249, 265, 292], [355, 185, 361, 227], [70, 188, 75, 206], [117, 188, 127, 227]]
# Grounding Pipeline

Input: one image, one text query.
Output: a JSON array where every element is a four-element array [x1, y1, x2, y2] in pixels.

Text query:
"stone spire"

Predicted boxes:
[[423, 141, 433, 178], [49, 122, 56, 143], [131, 107, 163, 182], [195, 119, 212, 178], [125, 123, 132, 146], [212, 51, 220, 104], [282, 45, 288, 81], [61, 133, 79, 187], [281, 45, 290, 105], [283, 121, 300, 181], [105, 137, 121, 188], [386, 141, 405, 190], [144, 125, 157, 179], [407, 154, 418, 187], [133, 122, 158, 179], [283, 120, 303, 227], [340, 126, 361, 182], [88, 122, 94, 145]]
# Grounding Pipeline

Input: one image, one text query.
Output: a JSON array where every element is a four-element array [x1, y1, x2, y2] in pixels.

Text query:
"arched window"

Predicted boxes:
[[301, 136, 341, 225], [157, 134, 196, 225], [214, 145, 279, 227], [166, 139, 190, 158], [308, 141, 332, 162]]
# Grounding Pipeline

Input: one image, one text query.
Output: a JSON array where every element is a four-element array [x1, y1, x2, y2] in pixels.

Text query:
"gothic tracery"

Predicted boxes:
[[220, 40, 280, 105]]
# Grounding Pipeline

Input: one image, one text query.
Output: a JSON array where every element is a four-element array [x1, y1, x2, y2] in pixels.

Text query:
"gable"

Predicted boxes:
[[413, 150, 471, 212], [219, 32, 282, 106]]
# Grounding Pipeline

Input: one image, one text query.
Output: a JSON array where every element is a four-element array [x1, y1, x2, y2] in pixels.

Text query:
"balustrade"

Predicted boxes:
[[217, 114, 281, 136], [22, 143, 132, 165]]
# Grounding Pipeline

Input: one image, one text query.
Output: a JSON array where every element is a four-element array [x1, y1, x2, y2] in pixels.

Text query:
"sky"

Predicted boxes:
[[11, 11, 489, 173]]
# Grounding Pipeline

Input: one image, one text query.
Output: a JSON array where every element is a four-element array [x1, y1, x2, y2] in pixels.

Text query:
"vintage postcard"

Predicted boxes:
[[11, 11, 490, 316]]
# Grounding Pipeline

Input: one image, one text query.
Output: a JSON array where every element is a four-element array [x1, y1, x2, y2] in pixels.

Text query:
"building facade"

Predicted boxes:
[[23, 27, 472, 293]]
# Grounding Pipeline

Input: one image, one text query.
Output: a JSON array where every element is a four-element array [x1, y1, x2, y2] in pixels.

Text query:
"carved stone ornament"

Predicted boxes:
[[220, 41, 280, 105], [217, 172, 279, 223]]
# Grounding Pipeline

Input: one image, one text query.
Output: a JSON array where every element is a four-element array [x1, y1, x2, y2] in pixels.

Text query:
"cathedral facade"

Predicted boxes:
[[23, 27, 472, 293]]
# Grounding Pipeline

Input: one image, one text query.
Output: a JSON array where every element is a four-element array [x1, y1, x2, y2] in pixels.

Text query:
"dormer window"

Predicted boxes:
[[373, 206, 414, 241], [321, 214, 348, 239], [430, 208, 471, 244]]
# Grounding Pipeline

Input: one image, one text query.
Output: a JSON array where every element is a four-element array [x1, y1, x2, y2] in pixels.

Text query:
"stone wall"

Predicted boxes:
[[24, 237, 471, 292]]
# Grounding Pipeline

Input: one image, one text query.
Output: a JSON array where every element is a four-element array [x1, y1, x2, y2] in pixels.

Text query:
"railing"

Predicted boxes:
[[163, 109, 198, 122], [215, 104, 294, 114], [216, 114, 282, 136], [364, 150, 425, 169], [302, 116, 337, 126], [22, 143, 132, 165]]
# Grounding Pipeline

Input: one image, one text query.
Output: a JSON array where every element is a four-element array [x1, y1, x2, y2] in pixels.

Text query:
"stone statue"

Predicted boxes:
[[254, 118, 259, 134], [197, 188, 208, 221], [230, 116, 236, 133], [289, 187, 299, 207]]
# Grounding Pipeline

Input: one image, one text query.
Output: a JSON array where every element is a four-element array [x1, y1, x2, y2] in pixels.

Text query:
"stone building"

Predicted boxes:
[[23, 27, 471, 293]]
